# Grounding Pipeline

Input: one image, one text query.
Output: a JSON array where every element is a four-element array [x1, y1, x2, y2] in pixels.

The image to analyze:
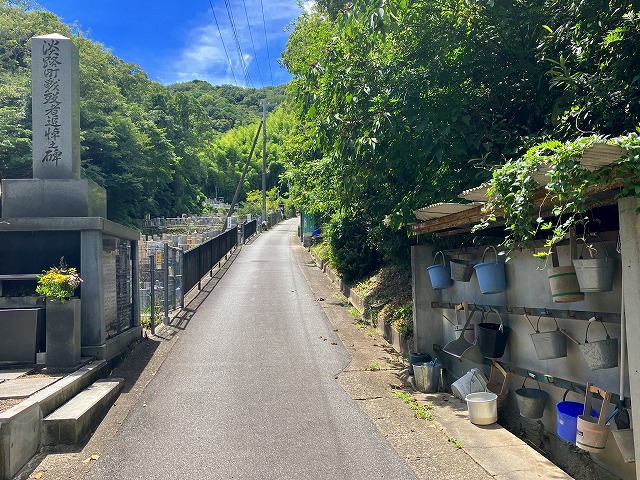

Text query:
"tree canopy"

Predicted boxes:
[[281, 0, 640, 277], [0, 1, 289, 225]]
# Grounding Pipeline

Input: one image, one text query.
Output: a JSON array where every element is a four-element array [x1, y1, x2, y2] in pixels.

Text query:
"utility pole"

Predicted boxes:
[[261, 102, 267, 224], [260, 102, 277, 226]]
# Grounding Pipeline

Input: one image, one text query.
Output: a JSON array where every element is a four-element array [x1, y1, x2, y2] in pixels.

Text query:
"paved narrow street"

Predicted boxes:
[[87, 218, 417, 479]]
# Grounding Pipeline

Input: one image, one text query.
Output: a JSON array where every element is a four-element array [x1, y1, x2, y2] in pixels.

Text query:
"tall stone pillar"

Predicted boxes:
[[31, 33, 81, 180]]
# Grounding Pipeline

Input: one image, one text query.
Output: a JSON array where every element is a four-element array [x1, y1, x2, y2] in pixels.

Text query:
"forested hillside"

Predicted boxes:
[[0, 1, 288, 225], [281, 0, 640, 280]]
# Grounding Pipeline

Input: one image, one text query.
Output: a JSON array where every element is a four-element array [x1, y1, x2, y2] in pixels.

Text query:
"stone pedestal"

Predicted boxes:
[[45, 298, 81, 370], [1, 179, 106, 218]]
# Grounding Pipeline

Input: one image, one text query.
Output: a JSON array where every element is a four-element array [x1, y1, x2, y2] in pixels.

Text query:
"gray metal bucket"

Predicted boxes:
[[578, 321, 618, 370], [573, 241, 616, 292], [612, 429, 635, 463], [515, 379, 549, 419], [530, 317, 567, 360], [422, 364, 442, 393], [450, 258, 474, 282]]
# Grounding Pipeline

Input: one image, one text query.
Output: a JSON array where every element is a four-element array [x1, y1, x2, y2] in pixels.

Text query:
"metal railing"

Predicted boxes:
[[139, 242, 183, 333], [182, 228, 237, 295], [240, 219, 257, 243]]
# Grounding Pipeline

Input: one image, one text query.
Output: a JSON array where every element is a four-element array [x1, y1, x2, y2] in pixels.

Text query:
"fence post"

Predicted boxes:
[[163, 242, 169, 325], [179, 248, 185, 309], [150, 254, 155, 336]]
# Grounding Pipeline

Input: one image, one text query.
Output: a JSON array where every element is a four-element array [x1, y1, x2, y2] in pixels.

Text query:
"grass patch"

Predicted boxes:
[[394, 391, 435, 420], [366, 330, 376, 337], [367, 362, 380, 371], [448, 437, 463, 449]]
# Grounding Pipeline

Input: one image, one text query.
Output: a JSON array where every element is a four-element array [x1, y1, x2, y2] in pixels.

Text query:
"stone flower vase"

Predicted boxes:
[[45, 297, 81, 370]]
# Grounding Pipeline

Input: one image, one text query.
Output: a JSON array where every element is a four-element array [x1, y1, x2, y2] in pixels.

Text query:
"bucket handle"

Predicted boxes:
[[584, 318, 611, 344], [490, 361, 509, 395], [484, 306, 505, 332], [536, 315, 560, 333], [562, 387, 585, 402], [584, 383, 612, 425], [432, 250, 447, 267], [481, 245, 499, 264], [578, 235, 609, 260], [521, 375, 542, 391], [470, 368, 488, 392]]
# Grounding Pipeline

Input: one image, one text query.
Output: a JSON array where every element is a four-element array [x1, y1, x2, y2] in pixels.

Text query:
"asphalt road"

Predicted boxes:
[[87, 218, 417, 479]]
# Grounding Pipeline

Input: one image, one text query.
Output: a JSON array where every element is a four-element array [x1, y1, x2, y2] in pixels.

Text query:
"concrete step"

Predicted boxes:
[[41, 377, 123, 445]]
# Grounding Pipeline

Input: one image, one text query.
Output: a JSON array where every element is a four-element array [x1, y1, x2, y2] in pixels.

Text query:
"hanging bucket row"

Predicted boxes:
[[427, 247, 507, 294], [548, 240, 617, 303]]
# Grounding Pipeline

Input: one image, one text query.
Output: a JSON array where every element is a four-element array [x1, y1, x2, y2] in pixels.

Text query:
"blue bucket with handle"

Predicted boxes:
[[427, 251, 452, 290], [556, 389, 598, 444], [474, 246, 506, 294]]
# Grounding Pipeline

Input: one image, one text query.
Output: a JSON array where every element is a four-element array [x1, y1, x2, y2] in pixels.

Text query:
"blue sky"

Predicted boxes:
[[35, 0, 309, 87]]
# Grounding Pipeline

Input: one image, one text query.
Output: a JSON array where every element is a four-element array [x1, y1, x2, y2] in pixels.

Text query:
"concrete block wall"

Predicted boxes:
[[411, 224, 636, 479]]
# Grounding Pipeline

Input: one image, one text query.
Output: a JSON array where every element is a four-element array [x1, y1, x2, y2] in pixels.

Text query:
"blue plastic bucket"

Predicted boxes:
[[427, 251, 452, 290], [556, 390, 598, 444], [473, 246, 506, 294]]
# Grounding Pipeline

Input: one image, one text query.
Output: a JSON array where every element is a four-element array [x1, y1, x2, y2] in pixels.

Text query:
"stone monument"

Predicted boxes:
[[0, 34, 140, 364], [1, 33, 106, 218]]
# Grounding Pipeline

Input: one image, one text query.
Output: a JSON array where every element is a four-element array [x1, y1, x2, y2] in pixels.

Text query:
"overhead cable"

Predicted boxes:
[[258, 0, 274, 86], [208, 0, 238, 86], [223, 0, 253, 87], [241, 0, 264, 87]]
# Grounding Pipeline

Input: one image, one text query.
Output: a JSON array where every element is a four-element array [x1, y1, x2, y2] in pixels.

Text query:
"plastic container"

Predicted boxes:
[[466, 392, 498, 425], [451, 368, 488, 401], [476, 309, 511, 359], [427, 251, 452, 290], [473, 246, 506, 294], [409, 352, 432, 375]]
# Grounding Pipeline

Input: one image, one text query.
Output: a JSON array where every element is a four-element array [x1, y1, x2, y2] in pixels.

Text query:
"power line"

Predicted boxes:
[[241, 0, 264, 87], [208, 0, 238, 86], [258, 0, 274, 86], [223, 0, 253, 87]]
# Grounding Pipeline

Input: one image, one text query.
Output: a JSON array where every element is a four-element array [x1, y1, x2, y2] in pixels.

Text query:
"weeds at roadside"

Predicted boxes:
[[393, 392, 435, 420], [367, 362, 380, 371], [367, 330, 375, 337], [448, 437, 463, 449], [349, 306, 362, 318], [355, 318, 368, 328]]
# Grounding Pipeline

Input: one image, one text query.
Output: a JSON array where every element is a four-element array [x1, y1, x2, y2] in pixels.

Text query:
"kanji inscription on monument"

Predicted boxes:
[[31, 33, 80, 179]]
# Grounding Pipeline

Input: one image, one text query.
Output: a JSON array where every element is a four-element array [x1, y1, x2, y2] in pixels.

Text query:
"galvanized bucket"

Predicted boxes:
[[450, 257, 474, 282], [578, 320, 618, 370], [573, 240, 617, 292], [515, 377, 549, 419], [527, 315, 567, 360], [612, 429, 635, 463]]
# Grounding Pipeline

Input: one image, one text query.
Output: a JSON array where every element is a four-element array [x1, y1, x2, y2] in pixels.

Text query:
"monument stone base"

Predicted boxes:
[[1, 179, 106, 218]]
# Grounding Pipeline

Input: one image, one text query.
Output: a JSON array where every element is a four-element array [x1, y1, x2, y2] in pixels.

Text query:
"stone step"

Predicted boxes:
[[41, 378, 123, 445]]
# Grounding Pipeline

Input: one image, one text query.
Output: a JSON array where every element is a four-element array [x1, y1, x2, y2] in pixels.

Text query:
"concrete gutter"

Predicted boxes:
[[0, 360, 107, 480]]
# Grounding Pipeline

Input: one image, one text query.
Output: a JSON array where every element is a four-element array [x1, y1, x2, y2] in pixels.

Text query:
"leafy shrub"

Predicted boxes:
[[328, 212, 381, 284]]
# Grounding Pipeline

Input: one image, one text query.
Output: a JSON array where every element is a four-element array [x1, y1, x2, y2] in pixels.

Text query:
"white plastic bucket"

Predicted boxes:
[[466, 392, 498, 425], [451, 368, 488, 401]]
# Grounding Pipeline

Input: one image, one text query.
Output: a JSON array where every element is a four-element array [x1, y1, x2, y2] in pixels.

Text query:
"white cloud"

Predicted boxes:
[[168, 0, 303, 86]]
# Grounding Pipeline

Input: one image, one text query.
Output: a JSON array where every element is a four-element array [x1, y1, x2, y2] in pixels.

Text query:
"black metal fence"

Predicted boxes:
[[241, 219, 257, 243], [183, 228, 237, 294]]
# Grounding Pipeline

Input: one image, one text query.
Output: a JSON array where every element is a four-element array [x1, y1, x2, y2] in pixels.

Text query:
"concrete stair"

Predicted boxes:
[[41, 378, 123, 445]]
